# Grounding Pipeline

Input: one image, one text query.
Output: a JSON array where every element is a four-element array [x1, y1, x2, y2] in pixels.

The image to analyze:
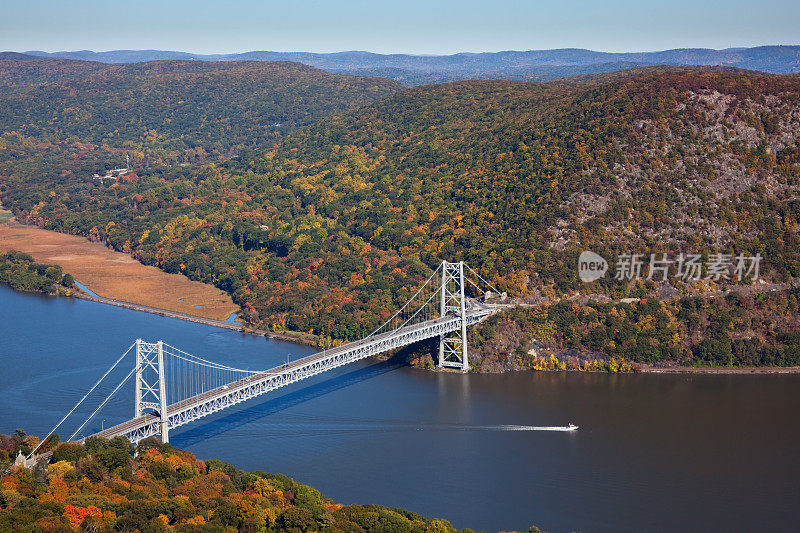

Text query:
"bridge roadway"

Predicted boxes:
[[84, 303, 495, 444]]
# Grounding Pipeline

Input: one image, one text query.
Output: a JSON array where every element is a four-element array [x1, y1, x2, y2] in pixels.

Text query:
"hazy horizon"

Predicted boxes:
[[11, 44, 800, 58], [2, 0, 798, 55]]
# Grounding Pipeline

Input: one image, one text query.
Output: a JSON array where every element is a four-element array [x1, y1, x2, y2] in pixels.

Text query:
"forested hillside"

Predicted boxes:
[[0, 58, 401, 167], [467, 286, 800, 371], [233, 67, 800, 297], [0, 56, 109, 86], [2, 65, 800, 365]]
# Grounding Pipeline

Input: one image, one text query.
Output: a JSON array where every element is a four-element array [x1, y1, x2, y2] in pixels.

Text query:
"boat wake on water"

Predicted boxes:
[[480, 424, 579, 432], [234, 416, 579, 434]]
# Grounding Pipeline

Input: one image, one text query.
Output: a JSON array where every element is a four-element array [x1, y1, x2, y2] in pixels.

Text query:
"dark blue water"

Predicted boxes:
[[1, 286, 799, 532]]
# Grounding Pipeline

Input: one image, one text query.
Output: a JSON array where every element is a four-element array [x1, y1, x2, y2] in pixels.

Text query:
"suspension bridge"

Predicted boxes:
[[30, 260, 503, 456]]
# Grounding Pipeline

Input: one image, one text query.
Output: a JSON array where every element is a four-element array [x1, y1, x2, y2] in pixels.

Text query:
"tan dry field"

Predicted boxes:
[[0, 219, 239, 321]]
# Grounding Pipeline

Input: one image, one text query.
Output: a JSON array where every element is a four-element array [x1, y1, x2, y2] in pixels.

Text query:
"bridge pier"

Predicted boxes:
[[438, 261, 469, 372]]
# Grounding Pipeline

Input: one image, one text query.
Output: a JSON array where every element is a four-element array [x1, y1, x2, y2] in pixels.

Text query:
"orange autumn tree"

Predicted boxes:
[[62, 505, 102, 529]]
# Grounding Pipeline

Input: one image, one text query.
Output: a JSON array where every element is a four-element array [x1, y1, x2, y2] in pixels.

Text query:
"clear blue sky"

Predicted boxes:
[[2, 0, 798, 55]]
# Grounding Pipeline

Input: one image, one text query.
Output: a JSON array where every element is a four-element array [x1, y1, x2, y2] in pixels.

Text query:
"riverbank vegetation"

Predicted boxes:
[[0, 431, 533, 532], [468, 287, 800, 371], [0, 250, 73, 295]]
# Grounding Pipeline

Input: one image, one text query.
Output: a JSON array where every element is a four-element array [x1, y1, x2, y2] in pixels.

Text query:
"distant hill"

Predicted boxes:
[[0, 59, 402, 162], [0, 56, 109, 86], [17, 46, 800, 84], [0, 51, 38, 60], [335, 61, 653, 85]]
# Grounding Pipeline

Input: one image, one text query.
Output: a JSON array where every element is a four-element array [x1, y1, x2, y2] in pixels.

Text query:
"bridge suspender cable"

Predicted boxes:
[[166, 349, 260, 373], [394, 284, 442, 331], [161, 343, 262, 373], [368, 262, 443, 338], [27, 341, 137, 459], [368, 261, 498, 340], [67, 358, 144, 442], [464, 263, 502, 295]]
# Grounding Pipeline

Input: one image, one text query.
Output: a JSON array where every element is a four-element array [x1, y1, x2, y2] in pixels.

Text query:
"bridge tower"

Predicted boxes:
[[134, 339, 170, 443], [438, 260, 469, 371]]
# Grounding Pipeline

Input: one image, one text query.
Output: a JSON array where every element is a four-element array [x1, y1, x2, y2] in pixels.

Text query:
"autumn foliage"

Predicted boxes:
[[2, 61, 799, 364], [62, 504, 103, 528]]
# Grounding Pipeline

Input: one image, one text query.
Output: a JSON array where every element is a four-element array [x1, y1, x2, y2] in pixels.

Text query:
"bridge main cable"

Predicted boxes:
[[27, 341, 137, 458]]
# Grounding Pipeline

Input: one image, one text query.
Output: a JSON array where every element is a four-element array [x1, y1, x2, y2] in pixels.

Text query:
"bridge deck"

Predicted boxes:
[[86, 305, 494, 443]]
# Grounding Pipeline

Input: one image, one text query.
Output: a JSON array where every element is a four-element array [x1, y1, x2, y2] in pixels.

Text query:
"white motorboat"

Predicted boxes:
[[525, 423, 579, 431]]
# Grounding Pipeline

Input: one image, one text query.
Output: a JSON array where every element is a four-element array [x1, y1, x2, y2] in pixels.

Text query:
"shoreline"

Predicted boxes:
[[7, 279, 800, 375], [71, 290, 800, 374], [0, 216, 321, 347], [637, 364, 800, 374], [72, 291, 321, 347], [464, 365, 800, 375]]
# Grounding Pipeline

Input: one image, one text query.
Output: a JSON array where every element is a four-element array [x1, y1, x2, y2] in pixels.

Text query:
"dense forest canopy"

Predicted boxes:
[[0, 58, 402, 165], [1, 61, 799, 365]]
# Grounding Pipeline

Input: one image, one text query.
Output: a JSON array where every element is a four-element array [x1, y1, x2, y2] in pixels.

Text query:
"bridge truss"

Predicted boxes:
[[29, 260, 501, 453]]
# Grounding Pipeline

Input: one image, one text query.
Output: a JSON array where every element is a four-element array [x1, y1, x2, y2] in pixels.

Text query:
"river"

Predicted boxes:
[[0, 286, 798, 532]]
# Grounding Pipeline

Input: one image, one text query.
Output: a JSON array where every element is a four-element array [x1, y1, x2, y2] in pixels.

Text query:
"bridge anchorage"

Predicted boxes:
[[29, 260, 503, 453]]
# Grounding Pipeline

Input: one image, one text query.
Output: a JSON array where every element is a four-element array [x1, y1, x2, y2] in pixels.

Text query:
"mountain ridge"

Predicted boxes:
[[13, 45, 800, 85]]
